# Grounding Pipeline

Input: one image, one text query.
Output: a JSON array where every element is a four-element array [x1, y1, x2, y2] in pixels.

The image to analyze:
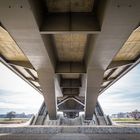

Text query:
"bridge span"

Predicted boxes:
[[0, 0, 140, 139]]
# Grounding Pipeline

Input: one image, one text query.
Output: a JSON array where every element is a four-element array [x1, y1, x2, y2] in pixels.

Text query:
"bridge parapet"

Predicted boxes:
[[0, 126, 140, 140]]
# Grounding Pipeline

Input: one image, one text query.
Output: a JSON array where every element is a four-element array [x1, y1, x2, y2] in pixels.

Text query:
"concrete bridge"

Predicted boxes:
[[0, 0, 140, 139]]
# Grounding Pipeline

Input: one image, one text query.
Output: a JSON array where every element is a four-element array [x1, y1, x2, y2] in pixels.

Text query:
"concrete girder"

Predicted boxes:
[[57, 97, 84, 107], [60, 79, 81, 88], [100, 57, 140, 94], [0, 0, 140, 121], [107, 60, 134, 70], [58, 109, 84, 112], [84, 0, 140, 119], [79, 74, 87, 97], [0, 57, 42, 94], [55, 75, 63, 97], [8, 61, 33, 69], [0, 0, 57, 119], [40, 13, 100, 34], [26, 78, 39, 83], [62, 88, 79, 96], [102, 78, 115, 83], [104, 69, 116, 80], [56, 62, 86, 74]]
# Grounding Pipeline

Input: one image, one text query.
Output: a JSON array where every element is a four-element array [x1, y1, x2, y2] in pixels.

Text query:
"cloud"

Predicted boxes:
[[0, 62, 140, 115], [0, 63, 43, 114], [0, 62, 39, 93], [0, 89, 43, 114], [99, 64, 140, 115]]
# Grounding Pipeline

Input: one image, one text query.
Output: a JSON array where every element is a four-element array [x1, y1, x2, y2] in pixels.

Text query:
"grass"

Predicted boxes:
[[112, 118, 140, 123], [0, 118, 29, 124]]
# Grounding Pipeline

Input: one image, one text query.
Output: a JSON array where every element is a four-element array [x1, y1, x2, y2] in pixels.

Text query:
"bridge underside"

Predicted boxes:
[[0, 0, 140, 121]]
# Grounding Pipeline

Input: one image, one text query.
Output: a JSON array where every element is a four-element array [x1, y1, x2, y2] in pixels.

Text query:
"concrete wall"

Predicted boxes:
[[0, 133, 140, 140], [0, 126, 140, 140]]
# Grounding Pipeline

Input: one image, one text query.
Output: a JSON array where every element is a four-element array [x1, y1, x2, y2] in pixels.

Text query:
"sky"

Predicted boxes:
[[98, 63, 140, 115], [0, 62, 43, 114], [0, 61, 140, 115]]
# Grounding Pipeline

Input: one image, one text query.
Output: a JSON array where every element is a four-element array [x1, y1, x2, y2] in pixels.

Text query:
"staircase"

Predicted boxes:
[[30, 101, 112, 126]]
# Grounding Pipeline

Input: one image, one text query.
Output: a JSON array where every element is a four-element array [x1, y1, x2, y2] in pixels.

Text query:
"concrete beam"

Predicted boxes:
[[0, 0, 57, 119], [58, 109, 84, 112], [103, 78, 115, 83], [62, 88, 79, 96], [0, 57, 42, 94], [79, 74, 87, 97], [57, 97, 84, 107], [104, 69, 116, 80], [107, 60, 134, 70], [8, 61, 34, 69], [57, 97, 70, 107], [100, 57, 140, 94], [27, 78, 39, 83], [55, 75, 63, 97], [56, 62, 86, 74], [60, 79, 81, 88], [72, 97, 85, 107], [24, 68, 37, 80], [40, 13, 100, 34], [84, 0, 140, 119]]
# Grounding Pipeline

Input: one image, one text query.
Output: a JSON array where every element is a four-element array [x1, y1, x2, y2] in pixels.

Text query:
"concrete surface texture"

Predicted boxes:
[[31, 101, 111, 125], [0, 133, 140, 140], [0, 0, 140, 139], [0, 126, 140, 140], [0, 0, 140, 120]]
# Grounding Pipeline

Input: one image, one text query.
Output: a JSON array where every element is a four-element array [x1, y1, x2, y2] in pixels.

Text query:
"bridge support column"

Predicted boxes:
[[85, 69, 104, 120], [0, 0, 57, 119]]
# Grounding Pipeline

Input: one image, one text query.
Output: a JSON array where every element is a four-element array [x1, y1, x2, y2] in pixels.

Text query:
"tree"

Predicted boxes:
[[6, 111, 16, 120], [131, 110, 140, 120]]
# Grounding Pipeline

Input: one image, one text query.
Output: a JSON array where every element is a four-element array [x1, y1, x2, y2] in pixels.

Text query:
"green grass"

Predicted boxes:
[[112, 118, 140, 122], [0, 118, 29, 124]]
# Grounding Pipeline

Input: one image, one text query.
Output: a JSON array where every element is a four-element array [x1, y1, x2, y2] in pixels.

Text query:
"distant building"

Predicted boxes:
[[111, 112, 132, 118]]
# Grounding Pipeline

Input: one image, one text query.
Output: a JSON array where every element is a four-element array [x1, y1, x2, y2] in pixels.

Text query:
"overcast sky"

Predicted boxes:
[[0, 62, 140, 115], [99, 63, 140, 115], [0, 62, 43, 114]]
